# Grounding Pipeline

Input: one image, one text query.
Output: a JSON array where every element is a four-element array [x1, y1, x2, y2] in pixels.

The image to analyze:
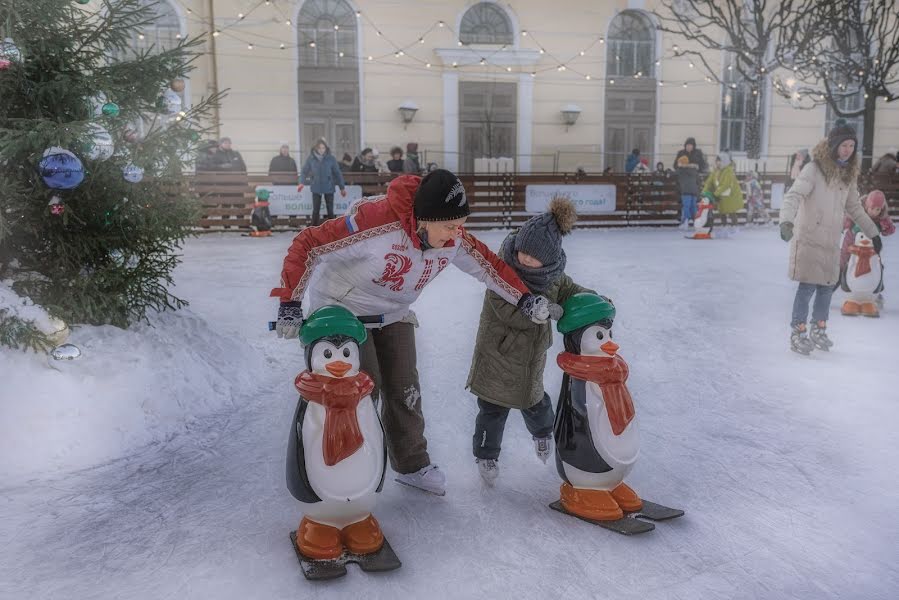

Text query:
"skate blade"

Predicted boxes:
[[289, 531, 401, 580], [627, 500, 685, 521], [549, 501, 655, 535], [395, 477, 447, 496]]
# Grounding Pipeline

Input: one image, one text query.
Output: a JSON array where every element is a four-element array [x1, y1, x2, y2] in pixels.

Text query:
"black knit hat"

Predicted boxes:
[[413, 169, 470, 222], [828, 119, 858, 161]]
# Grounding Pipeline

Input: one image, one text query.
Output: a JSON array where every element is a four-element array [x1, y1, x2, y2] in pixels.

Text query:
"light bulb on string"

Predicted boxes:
[[280, 43, 286, 50], [506, 67, 512, 72], [213, 30, 221, 37], [367, 55, 373, 60], [522, 31, 528, 37], [585, 74, 591, 80], [457, 41, 463, 47], [138, 33, 145, 40], [659, 80, 664, 86], [539, 48, 545, 55], [673, 44, 679, 52], [238, 13, 244, 20], [285, 19, 291, 26], [356, 11, 361, 17], [480, 58, 486, 65], [339, 51, 344, 57], [426, 63, 432, 68], [438, 21, 445, 27], [599, 38, 605, 44], [419, 38, 425, 44], [689, 62, 694, 68], [309, 41, 315, 47], [579, 51, 585, 56], [609, 79, 615, 84], [683, 82, 688, 88], [248, 43, 254, 50]]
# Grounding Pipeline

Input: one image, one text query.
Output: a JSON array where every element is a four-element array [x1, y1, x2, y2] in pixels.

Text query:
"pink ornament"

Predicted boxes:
[[0, 58, 10, 70], [51, 204, 65, 215]]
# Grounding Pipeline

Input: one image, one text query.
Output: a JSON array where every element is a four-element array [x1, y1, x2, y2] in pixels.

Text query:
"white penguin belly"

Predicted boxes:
[[301, 397, 384, 527], [846, 256, 882, 297], [563, 383, 639, 491]]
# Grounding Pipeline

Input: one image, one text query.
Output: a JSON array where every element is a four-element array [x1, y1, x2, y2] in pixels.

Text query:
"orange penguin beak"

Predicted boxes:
[[325, 361, 352, 377], [601, 341, 620, 356]]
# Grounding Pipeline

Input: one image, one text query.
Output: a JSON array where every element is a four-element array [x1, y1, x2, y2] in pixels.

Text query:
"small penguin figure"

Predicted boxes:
[[553, 293, 641, 521], [841, 228, 884, 317], [687, 192, 715, 239], [286, 306, 388, 561], [249, 188, 273, 237]]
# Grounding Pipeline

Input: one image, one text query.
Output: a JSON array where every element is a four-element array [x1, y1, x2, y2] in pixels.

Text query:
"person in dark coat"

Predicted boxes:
[[787, 149, 811, 188], [870, 151, 897, 175], [298, 138, 347, 226], [403, 142, 422, 174], [195, 140, 220, 172], [339, 152, 353, 172], [387, 146, 405, 173], [215, 137, 247, 172], [351, 148, 378, 173], [625, 149, 641, 173], [268, 144, 298, 175], [673, 137, 708, 228]]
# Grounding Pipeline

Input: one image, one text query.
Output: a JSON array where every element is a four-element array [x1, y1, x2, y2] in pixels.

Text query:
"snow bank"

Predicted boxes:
[[0, 304, 263, 482]]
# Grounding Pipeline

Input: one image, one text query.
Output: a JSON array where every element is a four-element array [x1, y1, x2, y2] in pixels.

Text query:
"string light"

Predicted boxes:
[[247, 43, 254, 50], [522, 30, 528, 36], [480, 58, 486, 65], [285, 19, 291, 26], [338, 51, 344, 57], [367, 55, 373, 60], [309, 41, 315, 47], [452, 61, 458, 67], [539, 48, 545, 54], [212, 30, 220, 37], [609, 79, 615, 84], [457, 41, 463, 47], [506, 66, 512, 72], [356, 11, 361, 17], [659, 80, 664, 86], [579, 51, 585, 56], [279, 43, 285, 50], [683, 82, 688, 88], [426, 63, 431, 68], [585, 74, 591, 80], [419, 38, 425, 44], [599, 38, 604, 44], [689, 62, 694, 68], [673, 44, 679, 52], [438, 21, 445, 27], [238, 13, 244, 20], [138, 33, 145, 40]]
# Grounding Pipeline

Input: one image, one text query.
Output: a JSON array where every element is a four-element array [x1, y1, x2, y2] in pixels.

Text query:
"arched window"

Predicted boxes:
[[606, 11, 655, 78], [124, 0, 182, 56], [298, 0, 357, 68], [459, 2, 513, 46]]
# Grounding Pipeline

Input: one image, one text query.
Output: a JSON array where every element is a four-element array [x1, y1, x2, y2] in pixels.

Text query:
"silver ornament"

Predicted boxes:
[[123, 163, 144, 183], [48, 343, 82, 372], [162, 89, 182, 114], [0, 37, 22, 66]]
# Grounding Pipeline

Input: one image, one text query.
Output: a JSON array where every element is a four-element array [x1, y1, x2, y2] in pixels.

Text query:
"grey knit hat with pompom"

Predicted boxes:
[[514, 196, 578, 266]]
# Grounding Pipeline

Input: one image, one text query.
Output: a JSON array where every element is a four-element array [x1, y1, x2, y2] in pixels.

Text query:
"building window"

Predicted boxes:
[[122, 0, 181, 56], [720, 53, 762, 153], [825, 90, 865, 154], [606, 10, 655, 78], [298, 0, 357, 68], [459, 2, 513, 46]]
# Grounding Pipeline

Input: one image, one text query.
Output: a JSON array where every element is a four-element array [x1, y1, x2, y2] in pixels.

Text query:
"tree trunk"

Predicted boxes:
[[745, 80, 764, 160], [861, 94, 877, 172]]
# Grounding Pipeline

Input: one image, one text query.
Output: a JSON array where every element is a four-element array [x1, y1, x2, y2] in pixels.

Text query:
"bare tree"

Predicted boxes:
[[655, 0, 824, 160], [771, 0, 899, 169]]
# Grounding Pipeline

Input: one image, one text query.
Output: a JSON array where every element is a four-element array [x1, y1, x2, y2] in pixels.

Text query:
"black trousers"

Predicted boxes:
[[472, 394, 554, 460], [311, 193, 334, 226]]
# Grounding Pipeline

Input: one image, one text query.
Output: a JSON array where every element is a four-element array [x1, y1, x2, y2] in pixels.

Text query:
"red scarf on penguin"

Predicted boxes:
[[557, 353, 635, 436], [295, 371, 375, 466], [849, 244, 877, 277]]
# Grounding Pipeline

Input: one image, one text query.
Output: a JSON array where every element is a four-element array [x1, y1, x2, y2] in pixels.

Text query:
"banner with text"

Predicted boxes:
[[525, 184, 617, 214], [256, 185, 364, 216]]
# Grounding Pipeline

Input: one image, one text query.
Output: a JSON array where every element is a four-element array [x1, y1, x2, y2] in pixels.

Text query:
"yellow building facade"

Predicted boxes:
[[136, 0, 899, 173]]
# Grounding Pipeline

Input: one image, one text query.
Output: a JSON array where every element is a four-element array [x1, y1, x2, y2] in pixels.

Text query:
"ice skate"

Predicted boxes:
[[790, 324, 814, 355], [395, 464, 446, 496], [476, 458, 499, 486], [533, 435, 553, 464], [809, 322, 834, 351]]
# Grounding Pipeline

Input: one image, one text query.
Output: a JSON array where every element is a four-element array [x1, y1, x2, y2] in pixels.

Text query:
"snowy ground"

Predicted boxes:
[[2, 227, 898, 600]]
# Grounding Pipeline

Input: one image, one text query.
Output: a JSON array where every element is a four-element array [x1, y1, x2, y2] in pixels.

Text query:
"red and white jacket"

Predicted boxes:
[[271, 175, 529, 326]]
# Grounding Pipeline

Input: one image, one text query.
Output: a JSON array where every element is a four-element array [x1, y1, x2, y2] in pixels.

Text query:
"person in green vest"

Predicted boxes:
[[702, 151, 744, 236], [465, 197, 601, 486]]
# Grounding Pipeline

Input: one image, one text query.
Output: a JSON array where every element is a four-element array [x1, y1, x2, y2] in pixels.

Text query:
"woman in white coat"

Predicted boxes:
[[779, 121, 882, 354]]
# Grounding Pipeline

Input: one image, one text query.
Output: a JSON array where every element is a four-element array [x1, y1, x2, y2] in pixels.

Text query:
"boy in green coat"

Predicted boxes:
[[466, 197, 598, 485], [702, 152, 744, 235]]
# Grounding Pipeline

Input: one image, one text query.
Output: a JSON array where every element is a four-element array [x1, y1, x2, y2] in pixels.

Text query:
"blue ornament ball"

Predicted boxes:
[[39, 147, 85, 190]]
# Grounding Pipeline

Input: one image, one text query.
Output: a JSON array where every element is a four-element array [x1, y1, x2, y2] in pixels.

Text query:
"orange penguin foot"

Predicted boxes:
[[296, 517, 343, 560], [861, 302, 880, 318], [560, 482, 623, 521], [341, 514, 384, 555], [842, 300, 861, 316], [610, 482, 643, 512]]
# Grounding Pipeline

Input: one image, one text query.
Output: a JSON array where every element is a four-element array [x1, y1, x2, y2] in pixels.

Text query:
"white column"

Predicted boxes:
[[443, 71, 459, 172], [517, 73, 534, 173]]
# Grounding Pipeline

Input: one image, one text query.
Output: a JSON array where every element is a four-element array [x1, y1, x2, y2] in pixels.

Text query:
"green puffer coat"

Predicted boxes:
[[702, 163, 744, 214], [466, 274, 594, 410]]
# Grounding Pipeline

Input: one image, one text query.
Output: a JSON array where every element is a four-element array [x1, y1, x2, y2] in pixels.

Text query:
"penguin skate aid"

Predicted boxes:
[[550, 293, 684, 535], [466, 196, 590, 486], [271, 170, 556, 499], [838, 190, 894, 318], [779, 122, 883, 354]]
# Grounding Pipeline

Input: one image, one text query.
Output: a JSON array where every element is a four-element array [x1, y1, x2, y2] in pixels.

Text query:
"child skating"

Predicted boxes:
[[466, 197, 597, 485], [779, 121, 882, 354]]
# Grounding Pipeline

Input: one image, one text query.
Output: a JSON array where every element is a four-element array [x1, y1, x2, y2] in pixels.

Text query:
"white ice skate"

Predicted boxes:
[[476, 459, 499, 486], [395, 464, 446, 496]]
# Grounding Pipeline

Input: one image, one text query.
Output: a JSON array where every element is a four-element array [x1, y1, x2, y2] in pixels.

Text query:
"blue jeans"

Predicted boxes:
[[791, 283, 835, 327], [680, 195, 697, 223]]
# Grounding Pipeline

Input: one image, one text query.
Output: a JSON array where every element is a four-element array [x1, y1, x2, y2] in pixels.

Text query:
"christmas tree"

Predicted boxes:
[[0, 0, 223, 351]]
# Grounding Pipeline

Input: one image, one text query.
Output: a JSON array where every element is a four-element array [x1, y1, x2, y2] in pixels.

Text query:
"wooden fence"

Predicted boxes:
[[192, 170, 899, 232]]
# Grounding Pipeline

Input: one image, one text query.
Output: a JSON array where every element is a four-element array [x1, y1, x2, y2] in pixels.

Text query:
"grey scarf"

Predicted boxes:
[[500, 233, 566, 294]]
